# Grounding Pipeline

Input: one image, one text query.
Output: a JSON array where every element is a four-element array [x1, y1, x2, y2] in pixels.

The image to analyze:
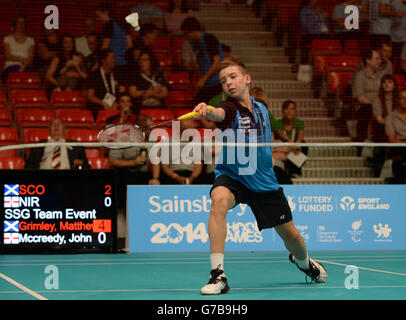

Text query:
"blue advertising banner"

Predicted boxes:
[[127, 185, 406, 252]]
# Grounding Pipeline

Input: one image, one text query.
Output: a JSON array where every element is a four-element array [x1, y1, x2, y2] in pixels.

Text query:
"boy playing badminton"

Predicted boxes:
[[192, 57, 328, 295]]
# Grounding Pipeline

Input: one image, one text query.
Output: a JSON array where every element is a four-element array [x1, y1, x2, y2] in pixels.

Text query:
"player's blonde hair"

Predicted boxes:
[[219, 57, 248, 75]]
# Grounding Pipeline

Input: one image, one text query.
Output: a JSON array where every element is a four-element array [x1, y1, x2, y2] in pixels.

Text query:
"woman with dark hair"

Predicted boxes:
[[128, 51, 168, 113], [2, 16, 35, 82], [373, 75, 399, 141]]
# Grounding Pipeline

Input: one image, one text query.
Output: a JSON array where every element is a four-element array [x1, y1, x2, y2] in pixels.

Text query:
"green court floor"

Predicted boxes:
[[1, 251, 406, 300]]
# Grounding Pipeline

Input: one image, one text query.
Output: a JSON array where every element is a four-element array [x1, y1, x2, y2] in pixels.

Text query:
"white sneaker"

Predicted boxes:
[[200, 268, 230, 295], [289, 253, 328, 283]]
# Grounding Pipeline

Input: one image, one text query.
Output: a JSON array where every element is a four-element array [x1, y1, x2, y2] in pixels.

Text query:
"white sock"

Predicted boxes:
[[210, 253, 224, 271], [295, 254, 310, 270]]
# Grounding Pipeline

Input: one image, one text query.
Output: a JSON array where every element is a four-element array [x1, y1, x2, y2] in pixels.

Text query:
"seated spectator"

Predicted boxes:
[[128, 23, 160, 71], [105, 93, 137, 125], [25, 118, 90, 170], [75, 18, 98, 58], [34, 28, 60, 78], [385, 88, 406, 181], [372, 75, 400, 141], [128, 51, 168, 113], [272, 100, 306, 178], [57, 52, 87, 91], [299, 0, 330, 64], [376, 40, 393, 77], [45, 35, 78, 92], [87, 49, 125, 119], [181, 17, 224, 104], [160, 118, 204, 184], [95, 2, 127, 67], [164, 0, 194, 36], [131, 0, 165, 29], [352, 48, 383, 141], [2, 16, 35, 83], [332, 0, 363, 47]]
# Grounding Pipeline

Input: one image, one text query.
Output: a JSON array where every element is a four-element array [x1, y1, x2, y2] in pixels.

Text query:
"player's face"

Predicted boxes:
[[219, 66, 250, 99]]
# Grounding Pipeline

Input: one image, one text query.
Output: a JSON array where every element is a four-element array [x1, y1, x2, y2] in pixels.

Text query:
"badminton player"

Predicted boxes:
[[192, 57, 328, 295]]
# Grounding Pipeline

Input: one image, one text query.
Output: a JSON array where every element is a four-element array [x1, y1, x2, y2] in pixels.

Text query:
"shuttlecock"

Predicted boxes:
[[126, 12, 140, 31]]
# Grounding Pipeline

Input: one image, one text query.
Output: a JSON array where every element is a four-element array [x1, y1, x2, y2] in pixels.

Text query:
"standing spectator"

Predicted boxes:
[[385, 88, 406, 181], [181, 17, 224, 104], [299, 0, 331, 64], [129, 23, 160, 71], [362, 0, 395, 49], [45, 35, 77, 92], [131, 0, 165, 29], [75, 18, 98, 58], [128, 51, 168, 114], [2, 16, 35, 83], [87, 49, 125, 119], [25, 118, 90, 170], [390, 0, 406, 62], [84, 34, 100, 73], [373, 75, 400, 141], [34, 28, 60, 79], [95, 2, 127, 67], [352, 48, 383, 141], [164, 0, 194, 37]]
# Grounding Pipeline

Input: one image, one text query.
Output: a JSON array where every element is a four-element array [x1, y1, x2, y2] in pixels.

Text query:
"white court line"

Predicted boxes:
[[0, 273, 47, 300], [1, 259, 406, 267], [319, 260, 406, 277]]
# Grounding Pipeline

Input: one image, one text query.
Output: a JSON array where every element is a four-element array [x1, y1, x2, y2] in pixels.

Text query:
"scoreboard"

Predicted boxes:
[[0, 170, 117, 253]]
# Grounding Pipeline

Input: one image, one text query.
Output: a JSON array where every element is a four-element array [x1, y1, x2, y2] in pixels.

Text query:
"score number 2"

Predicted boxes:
[[104, 185, 112, 207]]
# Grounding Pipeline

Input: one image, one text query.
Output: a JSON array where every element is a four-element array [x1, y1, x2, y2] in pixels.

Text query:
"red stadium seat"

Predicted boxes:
[[151, 38, 171, 53], [344, 40, 361, 56], [155, 53, 174, 69], [7, 72, 42, 90], [394, 74, 406, 89], [0, 91, 7, 108], [0, 147, 17, 158], [21, 127, 50, 144], [166, 90, 193, 108], [328, 71, 354, 98], [54, 109, 95, 128], [11, 90, 49, 110], [0, 127, 19, 144], [0, 157, 25, 169], [168, 72, 191, 89], [50, 90, 86, 109], [0, 108, 12, 126], [65, 128, 99, 142], [311, 39, 342, 57], [88, 157, 110, 169], [85, 148, 102, 159], [96, 109, 121, 128], [16, 108, 52, 130], [139, 108, 174, 124]]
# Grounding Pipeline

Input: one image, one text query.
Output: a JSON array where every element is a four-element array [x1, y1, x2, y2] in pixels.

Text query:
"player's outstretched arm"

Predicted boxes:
[[193, 103, 225, 122]]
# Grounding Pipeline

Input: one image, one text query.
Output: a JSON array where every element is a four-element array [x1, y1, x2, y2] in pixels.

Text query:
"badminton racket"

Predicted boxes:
[[97, 106, 214, 149]]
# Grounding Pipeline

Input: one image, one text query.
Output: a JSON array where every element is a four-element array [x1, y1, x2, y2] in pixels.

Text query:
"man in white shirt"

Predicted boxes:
[[25, 119, 90, 170]]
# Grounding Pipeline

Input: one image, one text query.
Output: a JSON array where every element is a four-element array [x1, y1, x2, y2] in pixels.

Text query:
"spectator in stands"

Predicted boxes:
[[332, 0, 363, 47], [401, 43, 406, 78], [2, 16, 35, 83], [25, 118, 90, 170], [352, 48, 383, 141], [181, 17, 224, 104], [373, 74, 400, 141], [87, 49, 125, 119], [160, 118, 204, 184], [377, 40, 393, 76], [105, 93, 137, 125], [57, 52, 87, 91], [95, 2, 127, 68], [34, 28, 60, 79], [131, 0, 165, 29], [385, 88, 406, 181], [75, 18, 98, 58], [164, 0, 194, 37], [84, 34, 100, 73], [128, 23, 160, 72], [128, 51, 168, 113], [299, 0, 330, 64], [391, 1, 406, 65], [45, 35, 79, 92], [362, 0, 399, 49]]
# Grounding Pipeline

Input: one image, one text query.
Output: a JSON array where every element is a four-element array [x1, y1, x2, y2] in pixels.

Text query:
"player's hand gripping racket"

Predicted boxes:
[[97, 106, 214, 149]]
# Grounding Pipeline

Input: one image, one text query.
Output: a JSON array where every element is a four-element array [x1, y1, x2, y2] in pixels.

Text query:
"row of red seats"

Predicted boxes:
[[0, 157, 109, 169]]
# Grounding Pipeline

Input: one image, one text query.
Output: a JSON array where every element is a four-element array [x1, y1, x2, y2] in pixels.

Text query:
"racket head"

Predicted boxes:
[[97, 123, 145, 149]]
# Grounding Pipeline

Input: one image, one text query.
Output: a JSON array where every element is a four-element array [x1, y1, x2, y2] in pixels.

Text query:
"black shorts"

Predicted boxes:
[[210, 175, 293, 231]]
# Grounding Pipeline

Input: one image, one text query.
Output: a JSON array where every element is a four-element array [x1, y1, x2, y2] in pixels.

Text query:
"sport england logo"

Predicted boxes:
[[340, 196, 356, 212]]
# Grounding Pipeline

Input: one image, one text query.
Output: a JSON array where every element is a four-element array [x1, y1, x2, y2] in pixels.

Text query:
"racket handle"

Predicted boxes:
[[177, 105, 214, 120]]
